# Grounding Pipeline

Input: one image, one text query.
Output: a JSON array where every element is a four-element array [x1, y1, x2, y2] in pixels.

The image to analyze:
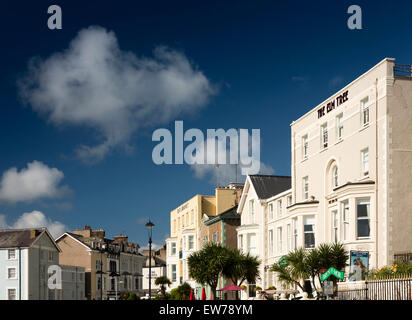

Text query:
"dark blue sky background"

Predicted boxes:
[[0, 0, 411, 248]]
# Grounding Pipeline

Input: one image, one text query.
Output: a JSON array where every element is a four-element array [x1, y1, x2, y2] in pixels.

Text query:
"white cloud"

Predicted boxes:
[[0, 211, 67, 238], [0, 161, 69, 203], [189, 134, 274, 186], [19, 26, 216, 163]]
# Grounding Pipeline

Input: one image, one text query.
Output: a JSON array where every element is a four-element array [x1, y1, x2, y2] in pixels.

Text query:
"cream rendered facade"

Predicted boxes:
[[236, 176, 291, 298], [238, 58, 412, 297], [166, 186, 241, 291], [290, 57, 412, 274]]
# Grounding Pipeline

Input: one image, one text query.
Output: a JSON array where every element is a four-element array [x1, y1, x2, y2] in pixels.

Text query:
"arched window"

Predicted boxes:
[[332, 166, 338, 188]]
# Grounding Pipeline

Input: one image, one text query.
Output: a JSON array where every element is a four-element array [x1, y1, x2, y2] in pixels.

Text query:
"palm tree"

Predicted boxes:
[[271, 248, 309, 293], [222, 248, 260, 299], [272, 243, 349, 296], [188, 243, 229, 299], [155, 276, 172, 299]]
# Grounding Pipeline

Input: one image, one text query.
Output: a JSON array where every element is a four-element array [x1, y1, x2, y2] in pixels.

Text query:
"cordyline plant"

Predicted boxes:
[[271, 243, 349, 294], [188, 243, 260, 300]]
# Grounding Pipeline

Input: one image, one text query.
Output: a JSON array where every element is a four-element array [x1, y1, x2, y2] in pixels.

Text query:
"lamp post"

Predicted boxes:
[[145, 220, 155, 299], [98, 240, 106, 300]]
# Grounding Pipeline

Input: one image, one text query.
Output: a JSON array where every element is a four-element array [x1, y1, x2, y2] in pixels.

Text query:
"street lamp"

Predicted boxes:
[[97, 240, 107, 300], [145, 220, 155, 299]]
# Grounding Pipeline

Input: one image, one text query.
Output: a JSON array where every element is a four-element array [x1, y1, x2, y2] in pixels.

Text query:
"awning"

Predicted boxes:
[[217, 284, 243, 291]]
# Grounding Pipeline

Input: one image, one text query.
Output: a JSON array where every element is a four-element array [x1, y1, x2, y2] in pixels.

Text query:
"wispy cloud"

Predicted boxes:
[[19, 26, 217, 164]]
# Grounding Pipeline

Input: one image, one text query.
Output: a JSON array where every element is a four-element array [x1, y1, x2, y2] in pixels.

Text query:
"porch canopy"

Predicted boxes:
[[218, 284, 243, 291]]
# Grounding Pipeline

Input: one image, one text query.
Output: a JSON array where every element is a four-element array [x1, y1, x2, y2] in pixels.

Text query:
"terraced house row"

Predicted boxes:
[[166, 58, 412, 298]]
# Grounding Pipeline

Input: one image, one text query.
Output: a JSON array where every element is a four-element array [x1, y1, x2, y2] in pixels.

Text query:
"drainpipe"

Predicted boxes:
[[375, 78, 379, 269]]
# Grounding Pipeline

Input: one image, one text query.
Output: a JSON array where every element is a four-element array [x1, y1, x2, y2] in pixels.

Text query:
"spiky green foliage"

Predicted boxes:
[[155, 275, 172, 299], [188, 243, 229, 300]]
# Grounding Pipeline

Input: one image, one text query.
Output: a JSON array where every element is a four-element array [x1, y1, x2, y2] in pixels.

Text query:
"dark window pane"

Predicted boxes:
[[304, 233, 315, 248], [357, 219, 370, 237], [304, 224, 313, 232], [357, 204, 368, 217]]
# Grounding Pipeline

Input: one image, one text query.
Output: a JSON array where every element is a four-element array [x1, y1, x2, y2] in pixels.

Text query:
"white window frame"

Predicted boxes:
[[7, 267, 17, 280], [212, 232, 218, 243], [269, 203, 273, 220], [268, 229, 274, 256], [336, 113, 343, 140], [303, 176, 309, 200], [238, 235, 243, 252], [287, 195, 292, 207], [249, 200, 255, 224], [332, 210, 339, 243], [7, 288, 17, 300], [356, 198, 371, 239], [171, 242, 176, 255], [8, 249, 16, 260], [341, 201, 349, 241], [292, 218, 298, 249], [303, 216, 315, 249], [287, 224, 292, 252], [171, 264, 177, 282], [188, 235, 194, 250], [247, 233, 257, 256], [333, 165, 338, 188], [361, 97, 369, 127], [361, 148, 369, 177], [277, 199, 282, 217], [321, 123, 328, 148], [302, 134, 308, 159], [277, 227, 283, 254]]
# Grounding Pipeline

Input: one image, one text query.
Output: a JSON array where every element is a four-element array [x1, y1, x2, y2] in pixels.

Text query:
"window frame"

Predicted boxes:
[[249, 199, 255, 224], [332, 165, 339, 188], [303, 176, 309, 200], [361, 148, 369, 177], [302, 134, 308, 159], [356, 198, 371, 239], [277, 227, 283, 254], [7, 288, 17, 300], [7, 267, 17, 280], [292, 218, 298, 250], [321, 123, 328, 148], [303, 216, 315, 249], [361, 97, 369, 127], [7, 249, 16, 260], [341, 200, 350, 241], [268, 229, 274, 256], [332, 210, 339, 243], [336, 113, 344, 140]]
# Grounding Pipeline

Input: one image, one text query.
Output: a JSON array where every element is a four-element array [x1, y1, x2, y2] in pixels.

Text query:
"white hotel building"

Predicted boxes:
[[238, 58, 412, 294]]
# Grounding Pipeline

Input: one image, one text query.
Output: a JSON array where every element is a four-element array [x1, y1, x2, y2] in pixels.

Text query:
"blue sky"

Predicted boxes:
[[0, 0, 411, 248]]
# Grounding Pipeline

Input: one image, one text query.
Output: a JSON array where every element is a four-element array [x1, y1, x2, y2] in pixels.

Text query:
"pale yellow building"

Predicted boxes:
[[166, 183, 243, 291]]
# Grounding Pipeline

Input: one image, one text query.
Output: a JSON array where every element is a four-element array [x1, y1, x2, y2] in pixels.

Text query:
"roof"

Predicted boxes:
[[249, 175, 291, 199], [204, 205, 239, 226], [0, 228, 59, 251]]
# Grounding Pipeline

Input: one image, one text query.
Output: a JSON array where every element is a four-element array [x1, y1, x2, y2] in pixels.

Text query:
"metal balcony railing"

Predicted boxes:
[[394, 64, 412, 77]]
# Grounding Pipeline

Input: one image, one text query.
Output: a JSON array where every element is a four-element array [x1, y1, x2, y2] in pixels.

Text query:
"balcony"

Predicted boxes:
[[394, 64, 412, 78]]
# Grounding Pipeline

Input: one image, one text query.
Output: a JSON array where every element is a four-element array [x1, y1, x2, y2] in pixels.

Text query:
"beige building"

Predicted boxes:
[[166, 183, 242, 292], [289, 58, 412, 273], [237, 58, 412, 297], [56, 226, 144, 300]]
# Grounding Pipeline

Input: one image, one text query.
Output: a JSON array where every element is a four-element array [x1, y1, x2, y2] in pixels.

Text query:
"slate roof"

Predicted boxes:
[[249, 175, 291, 199], [0, 228, 46, 248], [205, 205, 239, 225]]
